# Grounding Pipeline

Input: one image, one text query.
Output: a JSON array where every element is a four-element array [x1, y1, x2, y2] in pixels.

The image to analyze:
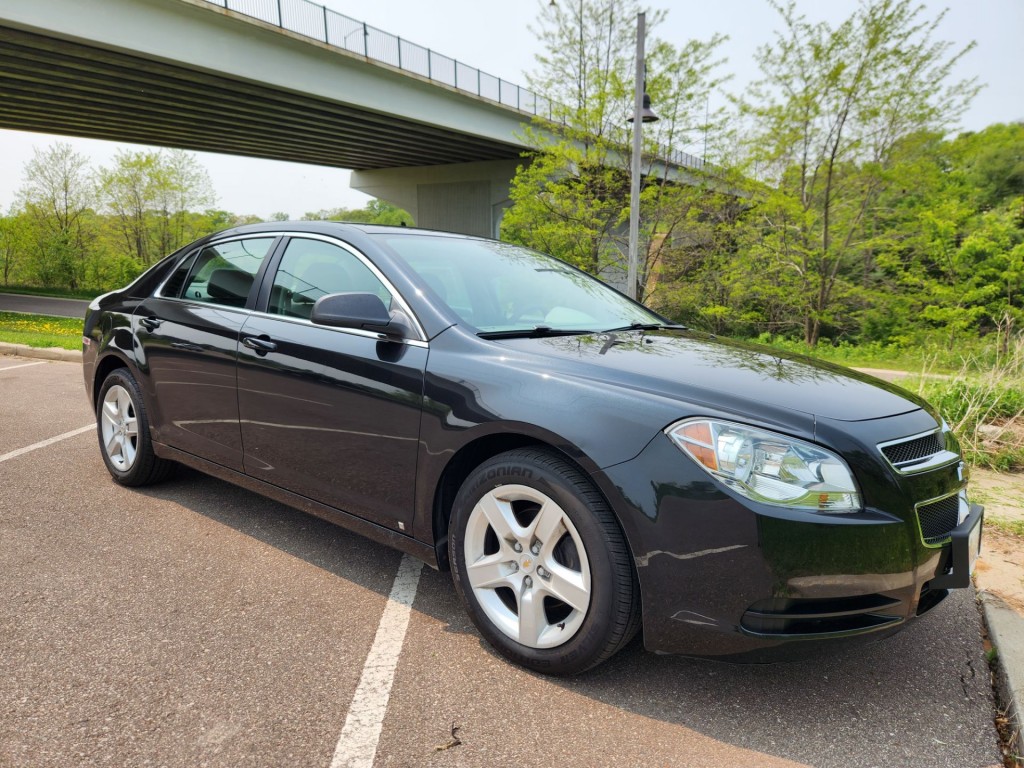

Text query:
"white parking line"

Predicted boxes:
[[0, 361, 46, 372], [0, 424, 94, 464], [330, 554, 424, 768]]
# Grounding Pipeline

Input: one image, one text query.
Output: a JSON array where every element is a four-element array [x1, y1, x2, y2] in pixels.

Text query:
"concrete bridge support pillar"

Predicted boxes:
[[350, 159, 523, 239]]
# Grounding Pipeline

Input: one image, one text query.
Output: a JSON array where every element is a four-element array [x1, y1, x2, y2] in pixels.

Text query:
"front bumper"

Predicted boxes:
[[599, 431, 983, 660]]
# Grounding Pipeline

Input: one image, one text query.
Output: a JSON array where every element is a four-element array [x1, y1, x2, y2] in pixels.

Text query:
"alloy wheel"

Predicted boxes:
[[463, 484, 592, 648], [100, 384, 139, 471]]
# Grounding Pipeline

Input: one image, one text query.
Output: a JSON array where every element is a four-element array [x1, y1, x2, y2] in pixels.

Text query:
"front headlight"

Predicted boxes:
[[666, 419, 862, 513]]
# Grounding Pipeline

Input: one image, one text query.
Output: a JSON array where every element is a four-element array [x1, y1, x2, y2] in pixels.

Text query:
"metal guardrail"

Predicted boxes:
[[199, 0, 708, 171]]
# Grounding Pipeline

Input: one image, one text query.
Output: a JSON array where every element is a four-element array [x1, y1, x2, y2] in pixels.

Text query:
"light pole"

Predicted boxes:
[[626, 12, 657, 301]]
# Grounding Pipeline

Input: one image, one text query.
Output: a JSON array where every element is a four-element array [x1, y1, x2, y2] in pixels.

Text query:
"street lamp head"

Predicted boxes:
[[628, 93, 659, 123]]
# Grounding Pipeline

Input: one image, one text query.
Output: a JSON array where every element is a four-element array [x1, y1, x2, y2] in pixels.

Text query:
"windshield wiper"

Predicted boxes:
[[600, 322, 688, 333], [477, 326, 595, 340]]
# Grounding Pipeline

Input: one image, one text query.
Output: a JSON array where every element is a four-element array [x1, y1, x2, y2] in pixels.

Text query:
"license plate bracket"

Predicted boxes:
[[929, 503, 984, 591]]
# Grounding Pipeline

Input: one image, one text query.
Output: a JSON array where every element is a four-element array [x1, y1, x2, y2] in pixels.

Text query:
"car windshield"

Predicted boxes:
[[374, 234, 664, 334]]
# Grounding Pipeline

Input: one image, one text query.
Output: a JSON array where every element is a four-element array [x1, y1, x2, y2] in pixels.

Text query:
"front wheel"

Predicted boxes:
[[96, 367, 174, 486], [449, 448, 640, 675]]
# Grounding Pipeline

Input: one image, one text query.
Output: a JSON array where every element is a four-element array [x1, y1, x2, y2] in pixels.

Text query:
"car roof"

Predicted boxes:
[[213, 220, 488, 242]]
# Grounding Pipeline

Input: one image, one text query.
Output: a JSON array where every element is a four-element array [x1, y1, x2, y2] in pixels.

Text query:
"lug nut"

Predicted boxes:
[[511, 562, 519, 572], [524, 576, 533, 588], [531, 543, 541, 555], [513, 542, 523, 553], [537, 566, 549, 579]]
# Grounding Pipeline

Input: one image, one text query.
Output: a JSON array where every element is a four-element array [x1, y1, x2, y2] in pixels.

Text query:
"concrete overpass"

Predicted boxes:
[[0, 0, 706, 237]]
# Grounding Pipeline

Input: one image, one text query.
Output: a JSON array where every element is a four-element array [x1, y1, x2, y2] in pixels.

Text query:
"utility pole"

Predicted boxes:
[[626, 12, 646, 301]]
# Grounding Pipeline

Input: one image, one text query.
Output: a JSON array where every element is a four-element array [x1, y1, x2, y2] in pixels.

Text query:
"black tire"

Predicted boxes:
[[449, 448, 640, 675], [96, 368, 174, 486]]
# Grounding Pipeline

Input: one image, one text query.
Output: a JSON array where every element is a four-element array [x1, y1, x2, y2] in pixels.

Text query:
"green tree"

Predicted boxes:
[[302, 200, 412, 225], [644, 186, 748, 331], [951, 122, 1024, 210], [97, 151, 154, 266], [736, 0, 979, 345], [503, 0, 726, 299], [528, 0, 661, 140], [153, 149, 216, 254], [97, 149, 215, 267], [865, 125, 1024, 349], [198, 209, 260, 230], [0, 210, 30, 286], [17, 143, 96, 290]]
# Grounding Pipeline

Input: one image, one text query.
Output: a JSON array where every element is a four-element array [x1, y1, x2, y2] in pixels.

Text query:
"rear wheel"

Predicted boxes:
[[97, 368, 174, 486], [449, 448, 639, 675]]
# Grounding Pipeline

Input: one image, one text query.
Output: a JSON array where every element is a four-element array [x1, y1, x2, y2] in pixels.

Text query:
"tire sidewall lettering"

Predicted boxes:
[[462, 464, 535, 498]]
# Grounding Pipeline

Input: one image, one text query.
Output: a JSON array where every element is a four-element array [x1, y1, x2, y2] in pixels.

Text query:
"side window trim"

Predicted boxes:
[[154, 246, 201, 299], [254, 234, 289, 313], [178, 251, 208, 301], [247, 235, 285, 311]]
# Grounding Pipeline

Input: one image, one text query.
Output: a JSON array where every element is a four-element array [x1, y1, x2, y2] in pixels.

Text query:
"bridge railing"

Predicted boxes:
[[204, 0, 557, 118], [200, 0, 707, 172]]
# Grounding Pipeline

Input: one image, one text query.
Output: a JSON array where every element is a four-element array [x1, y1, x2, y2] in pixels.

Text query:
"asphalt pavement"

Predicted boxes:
[[0, 291, 91, 318], [0, 355, 1006, 767]]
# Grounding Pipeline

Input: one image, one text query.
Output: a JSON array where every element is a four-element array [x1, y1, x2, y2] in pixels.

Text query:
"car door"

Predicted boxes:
[[236, 235, 427, 533], [133, 235, 278, 471]]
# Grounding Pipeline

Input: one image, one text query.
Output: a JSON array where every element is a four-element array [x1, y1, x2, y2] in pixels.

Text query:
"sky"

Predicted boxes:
[[1, 0, 1021, 218]]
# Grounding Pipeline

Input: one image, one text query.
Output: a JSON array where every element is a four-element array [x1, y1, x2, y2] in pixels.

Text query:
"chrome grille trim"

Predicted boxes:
[[877, 429, 960, 475]]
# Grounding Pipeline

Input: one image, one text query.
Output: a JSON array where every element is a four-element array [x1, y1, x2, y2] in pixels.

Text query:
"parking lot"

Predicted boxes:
[[0, 356, 1003, 767]]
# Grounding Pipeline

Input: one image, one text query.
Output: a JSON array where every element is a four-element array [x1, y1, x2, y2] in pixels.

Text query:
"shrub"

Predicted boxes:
[[917, 339, 1024, 470]]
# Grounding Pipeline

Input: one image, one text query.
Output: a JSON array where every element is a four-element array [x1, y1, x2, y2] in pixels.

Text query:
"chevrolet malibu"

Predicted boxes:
[[83, 222, 983, 675]]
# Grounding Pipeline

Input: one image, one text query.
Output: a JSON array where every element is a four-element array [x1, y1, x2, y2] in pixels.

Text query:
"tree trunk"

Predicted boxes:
[[804, 316, 820, 347]]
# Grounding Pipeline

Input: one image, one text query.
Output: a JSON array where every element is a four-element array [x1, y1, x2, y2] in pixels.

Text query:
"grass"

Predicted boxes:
[[914, 344, 1024, 471], [754, 334, 1013, 374], [758, 333, 1024, 470], [0, 311, 82, 351], [987, 517, 1024, 538]]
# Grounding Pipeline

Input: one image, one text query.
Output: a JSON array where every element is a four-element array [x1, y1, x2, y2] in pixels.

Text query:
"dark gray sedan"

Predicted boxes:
[[83, 222, 982, 674]]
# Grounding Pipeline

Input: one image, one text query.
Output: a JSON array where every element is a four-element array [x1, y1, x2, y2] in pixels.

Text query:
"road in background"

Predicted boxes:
[[0, 357, 1003, 767], [0, 292, 91, 318]]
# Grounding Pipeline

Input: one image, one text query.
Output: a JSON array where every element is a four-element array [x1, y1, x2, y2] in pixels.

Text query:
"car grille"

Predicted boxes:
[[880, 431, 945, 468], [917, 494, 962, 545]]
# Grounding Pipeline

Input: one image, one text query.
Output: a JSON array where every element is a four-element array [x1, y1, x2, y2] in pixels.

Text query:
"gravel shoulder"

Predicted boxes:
[[974, 468, 1024, 614]]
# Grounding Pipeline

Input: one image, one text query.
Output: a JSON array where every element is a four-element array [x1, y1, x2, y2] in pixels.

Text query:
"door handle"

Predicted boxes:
[[242, 335, 278, 353], [139, 316, 162, 331]]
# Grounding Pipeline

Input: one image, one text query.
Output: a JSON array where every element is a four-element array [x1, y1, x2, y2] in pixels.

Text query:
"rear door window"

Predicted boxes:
[[163, 237, 276, 308]]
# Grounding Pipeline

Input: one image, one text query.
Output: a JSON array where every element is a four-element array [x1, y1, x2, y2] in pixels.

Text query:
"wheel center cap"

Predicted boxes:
[[519, 556, 534, 572]]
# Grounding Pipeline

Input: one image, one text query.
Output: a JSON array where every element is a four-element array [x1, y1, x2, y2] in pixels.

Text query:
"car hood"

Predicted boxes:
[[493, 330, 930, 423]]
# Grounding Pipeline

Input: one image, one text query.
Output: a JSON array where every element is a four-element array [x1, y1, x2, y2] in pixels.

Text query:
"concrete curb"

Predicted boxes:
[[979, 590, 1024, 736], [0, 342, 82, 363]]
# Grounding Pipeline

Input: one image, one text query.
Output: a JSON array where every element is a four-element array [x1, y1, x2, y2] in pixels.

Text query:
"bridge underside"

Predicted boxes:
[[0, 0, 704, 239], [0, 25, 522, 171]]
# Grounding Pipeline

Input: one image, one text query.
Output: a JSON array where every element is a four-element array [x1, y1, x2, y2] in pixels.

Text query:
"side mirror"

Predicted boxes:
[[311, 292, 413, 339]]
